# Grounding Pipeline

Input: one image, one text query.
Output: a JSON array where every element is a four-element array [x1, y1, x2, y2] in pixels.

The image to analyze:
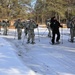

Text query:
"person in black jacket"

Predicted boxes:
[[50, 16, 62, 44]]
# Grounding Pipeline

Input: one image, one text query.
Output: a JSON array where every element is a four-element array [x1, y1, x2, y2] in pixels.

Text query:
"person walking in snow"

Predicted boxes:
[[22, 20, 29, 36], [26, 19, 38, 44], [46, 18, 51, 37], [50, 16, 62, 44], [1, 20, 10, 35], [67, 17, 75, 42], [14, 19, 23, 40]]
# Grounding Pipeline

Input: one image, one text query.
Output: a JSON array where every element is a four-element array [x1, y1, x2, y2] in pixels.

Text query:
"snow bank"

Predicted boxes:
[[0, 37, 38, 75]]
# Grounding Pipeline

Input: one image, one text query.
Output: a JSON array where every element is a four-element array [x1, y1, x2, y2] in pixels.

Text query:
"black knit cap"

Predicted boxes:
[[50, 16, 55, 22]]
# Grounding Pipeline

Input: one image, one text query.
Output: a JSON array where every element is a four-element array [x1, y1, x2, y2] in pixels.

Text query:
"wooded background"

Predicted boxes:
[[0, 0, 75, 24]]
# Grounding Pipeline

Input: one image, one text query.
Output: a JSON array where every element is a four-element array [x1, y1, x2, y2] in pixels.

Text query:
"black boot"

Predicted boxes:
[[31, 41, 35, 44], [27, 39, 30, 44]]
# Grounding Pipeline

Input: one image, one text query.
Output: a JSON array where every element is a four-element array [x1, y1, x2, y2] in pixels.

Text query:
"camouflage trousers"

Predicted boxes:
[[27, 30, 35, 43], [70, 28, 75, 42], [24, 28, 28, 36], [17, 28, 22, 40], [47, 27, 51, 37], [3, 27, 8, 35]]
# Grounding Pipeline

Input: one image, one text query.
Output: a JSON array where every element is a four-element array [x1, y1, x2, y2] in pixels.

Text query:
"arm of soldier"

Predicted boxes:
[[33, 23, 38, 28], [21, 22, 24, 29], [7, 23, 10, 27], [1, 22, 5, 27], [6, 21, 10, 27], [22, 21, 25, 28], [13, 22, 18, 28], [60, 24, 63, 28], [36, 24, 38, 27], [32, 20, 38, 27]]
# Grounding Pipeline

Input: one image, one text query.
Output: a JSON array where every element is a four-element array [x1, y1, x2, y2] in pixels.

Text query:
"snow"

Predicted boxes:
[[0, 27, 75, 75], [0, 32, 38, 75]]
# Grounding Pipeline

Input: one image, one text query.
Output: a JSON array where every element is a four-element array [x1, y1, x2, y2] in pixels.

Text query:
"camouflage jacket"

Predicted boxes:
[[1, 21, 10, 27], [27, 21, 38, 30], [14, 21, 23, 29]]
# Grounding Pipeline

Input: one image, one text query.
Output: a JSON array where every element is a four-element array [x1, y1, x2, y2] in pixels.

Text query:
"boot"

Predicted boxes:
[[27, 39, 30, 44], [31, 41, 35, 44]]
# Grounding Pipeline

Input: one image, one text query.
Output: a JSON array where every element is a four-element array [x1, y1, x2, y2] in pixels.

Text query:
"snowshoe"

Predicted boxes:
[[49, 42, 60, 45], [56, 41, 60, 44], [68, 39, 74, 43]]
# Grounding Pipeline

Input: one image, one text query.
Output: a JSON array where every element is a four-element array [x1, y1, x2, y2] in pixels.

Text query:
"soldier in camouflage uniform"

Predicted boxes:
[[22, 20, 28, 36], [46, 19, 51, 37], [26, 19, 38, 44], [14, 19, 23, 40], [67, 17, 75, 42], [1, 20, 10, 35]]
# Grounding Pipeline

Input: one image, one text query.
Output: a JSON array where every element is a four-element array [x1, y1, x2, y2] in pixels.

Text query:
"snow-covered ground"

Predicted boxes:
[[0, 33, 38, 75], [0, 27, 75, 75]]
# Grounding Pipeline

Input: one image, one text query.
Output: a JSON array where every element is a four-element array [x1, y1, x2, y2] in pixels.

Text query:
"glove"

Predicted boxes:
[[36, 24, 38, 27]]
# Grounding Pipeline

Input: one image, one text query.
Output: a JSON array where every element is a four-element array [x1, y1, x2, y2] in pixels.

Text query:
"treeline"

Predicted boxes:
[[0, 0, 75, 24], [34, 0, 75, 23], [0, 0, 31, 19]]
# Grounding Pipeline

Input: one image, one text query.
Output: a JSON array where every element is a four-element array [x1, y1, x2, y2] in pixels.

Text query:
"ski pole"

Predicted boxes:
[[42, 28, 48, 36]]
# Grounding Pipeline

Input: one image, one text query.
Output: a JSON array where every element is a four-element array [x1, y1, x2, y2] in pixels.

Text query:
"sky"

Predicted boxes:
[[31, 0, 37, 8]]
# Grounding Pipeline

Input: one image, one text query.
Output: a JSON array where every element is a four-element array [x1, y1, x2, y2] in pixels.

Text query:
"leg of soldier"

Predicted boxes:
[[56, 31, 60, 43], [47, 28, 49, 37], [70, 28, 74, 42], [17, 28, 22, 40], [17, 29, 19, 40], [3, 27, 7, 35], [24, 28, 27, 36], [51, 31, 55, 44], [27, 31, 30, 43], [5, 27, 7, 35], [48, 27, 51, 37], [19, 29, 22, 40], [3, 28, 5, 35], [47, 28, 50, 37], [31, 33, 35, 44]]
